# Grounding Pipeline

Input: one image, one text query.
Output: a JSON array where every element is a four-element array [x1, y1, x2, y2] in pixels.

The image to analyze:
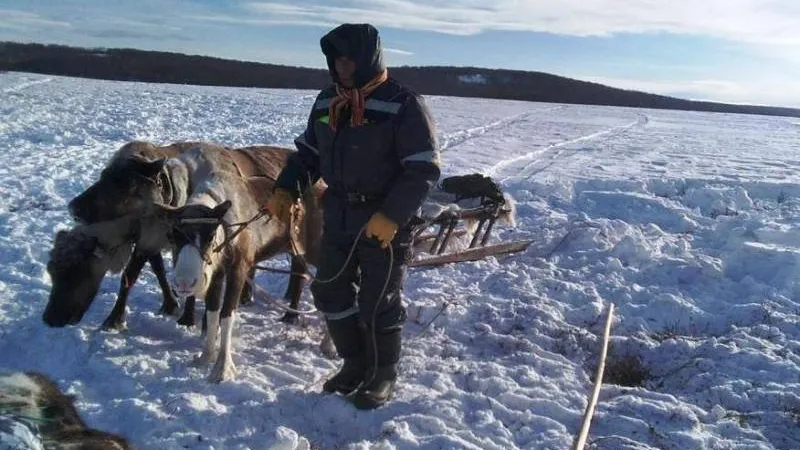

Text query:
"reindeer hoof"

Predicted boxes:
[[208, 358, 236, 383], [191, 351, 217, 367], [176, 314, 195, 328], [280, 313, 300, 325], [100, 318, 127, 332], [158, 302, 179, 316]]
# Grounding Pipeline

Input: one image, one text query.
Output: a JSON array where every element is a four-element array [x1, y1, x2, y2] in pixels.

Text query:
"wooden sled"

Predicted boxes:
[[410, 198, 532, 268]]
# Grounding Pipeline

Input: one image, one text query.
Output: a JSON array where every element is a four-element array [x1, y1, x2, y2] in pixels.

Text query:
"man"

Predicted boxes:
[[266, 23, 440, 409]]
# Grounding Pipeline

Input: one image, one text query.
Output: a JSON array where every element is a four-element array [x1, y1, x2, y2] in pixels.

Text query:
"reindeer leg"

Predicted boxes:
[[209, 263, 247, 383], [177, 296, 197, 328], [280, 256, 306, 325], [150, 253, 179, 316], [239, 266, 255, 306], [101, 251, 148, 331], [192, 271, 223, 367]]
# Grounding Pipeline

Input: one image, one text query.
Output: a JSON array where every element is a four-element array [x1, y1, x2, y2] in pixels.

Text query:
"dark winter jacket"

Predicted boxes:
[[275, 24, 441, 234]]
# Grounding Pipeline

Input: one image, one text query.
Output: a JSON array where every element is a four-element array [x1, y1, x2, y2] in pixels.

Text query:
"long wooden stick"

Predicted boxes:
[[572, 303, 615, 450]]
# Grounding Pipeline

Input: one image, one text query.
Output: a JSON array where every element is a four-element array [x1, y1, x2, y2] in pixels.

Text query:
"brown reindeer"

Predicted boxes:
[[154, 145, 322, 382], [45, 141, 320, 330]]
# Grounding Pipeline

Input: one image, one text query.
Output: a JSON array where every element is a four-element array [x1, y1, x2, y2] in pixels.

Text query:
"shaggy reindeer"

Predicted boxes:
[[0, 371, 133, 449], [45, 141, 317, 330], [56, 140, 212, 329], [154, 146, 322, 382]]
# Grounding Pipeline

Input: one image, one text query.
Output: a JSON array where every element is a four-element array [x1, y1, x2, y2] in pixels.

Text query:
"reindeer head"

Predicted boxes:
[[42, 227, 133, 327], [163, 200, 232, 299], [68, 157, 171, 224]]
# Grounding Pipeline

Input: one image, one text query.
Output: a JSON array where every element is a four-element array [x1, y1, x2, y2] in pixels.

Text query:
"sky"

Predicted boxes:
[[2, 0, 800, 108]]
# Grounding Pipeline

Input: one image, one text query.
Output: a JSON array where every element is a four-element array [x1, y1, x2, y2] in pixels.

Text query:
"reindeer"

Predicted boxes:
[[153, 146, 322, 382], [45, 141, 318, 330], [0, 371, 134, 449]]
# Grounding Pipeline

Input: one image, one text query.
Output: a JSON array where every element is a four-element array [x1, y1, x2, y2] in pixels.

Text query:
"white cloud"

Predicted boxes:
[[232, 1, 800, 49], [384, 47, 413, 56], [95, 17, 183, 33], [579, 76, 800, 108], [0, 8, 70, 30], [190, 13, 334, 29]]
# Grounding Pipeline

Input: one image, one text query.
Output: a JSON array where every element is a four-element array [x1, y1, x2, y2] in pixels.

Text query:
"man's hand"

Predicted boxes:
[[265, 188, 294, 223], [365, 212, 398, 249]]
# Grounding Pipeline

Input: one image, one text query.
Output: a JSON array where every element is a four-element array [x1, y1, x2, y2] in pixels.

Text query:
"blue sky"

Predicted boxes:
[[2, 0, 799, 107]]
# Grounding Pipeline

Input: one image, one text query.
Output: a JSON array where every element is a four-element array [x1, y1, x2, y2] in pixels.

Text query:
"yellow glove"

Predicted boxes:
[[265, 188, 294, 223], [365, 212, 398, 249]]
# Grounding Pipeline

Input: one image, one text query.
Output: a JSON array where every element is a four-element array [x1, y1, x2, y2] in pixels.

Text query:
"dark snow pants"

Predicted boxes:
[[310, 229, 411, 333]]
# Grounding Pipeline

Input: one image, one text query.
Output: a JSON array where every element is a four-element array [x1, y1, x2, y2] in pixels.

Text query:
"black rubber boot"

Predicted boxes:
[[323, 358, 365, 395], [352, 364, 397, 410], [352, 329, 401, 409], [322, 315, 365, 395]]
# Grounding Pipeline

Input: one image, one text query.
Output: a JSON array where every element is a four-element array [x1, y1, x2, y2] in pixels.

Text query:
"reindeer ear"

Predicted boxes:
[[213, 200, 232, 218], [140, 158, 167, 178]]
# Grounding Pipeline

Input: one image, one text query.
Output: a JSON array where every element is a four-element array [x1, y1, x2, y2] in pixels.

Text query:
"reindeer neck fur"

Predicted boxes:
[[135, 210, 175, 254], [76, 215, 140, 273], [160, 143, 230, 207], [64, 209, 172, 268]]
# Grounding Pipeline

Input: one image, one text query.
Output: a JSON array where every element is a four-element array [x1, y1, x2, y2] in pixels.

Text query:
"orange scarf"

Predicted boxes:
[[329, 70, 389, 131]]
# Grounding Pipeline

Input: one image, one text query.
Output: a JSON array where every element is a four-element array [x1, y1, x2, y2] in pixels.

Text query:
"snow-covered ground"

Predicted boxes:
[[1, 72, 799, 449]]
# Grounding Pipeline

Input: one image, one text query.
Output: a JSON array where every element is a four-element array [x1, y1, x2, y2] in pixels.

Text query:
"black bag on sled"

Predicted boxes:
[[439, 174, 505, 204]]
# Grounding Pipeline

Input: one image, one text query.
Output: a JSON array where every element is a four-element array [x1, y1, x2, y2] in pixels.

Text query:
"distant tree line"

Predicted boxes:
[[2, 41, 799, 118], [0, 42, 327, 89]]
